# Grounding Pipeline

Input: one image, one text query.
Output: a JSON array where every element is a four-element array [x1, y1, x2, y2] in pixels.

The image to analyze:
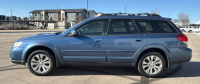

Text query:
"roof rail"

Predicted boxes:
[[100, 13, 161, 17]]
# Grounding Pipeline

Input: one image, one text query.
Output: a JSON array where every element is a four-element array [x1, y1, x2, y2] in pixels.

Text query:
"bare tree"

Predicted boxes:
[[178, 12, 190, 26], [151, 9, 159, 14]]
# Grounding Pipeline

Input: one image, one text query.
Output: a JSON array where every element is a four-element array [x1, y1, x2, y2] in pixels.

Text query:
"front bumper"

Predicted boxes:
[[11, 60, 25, 65], [10, 47, 25, 65]]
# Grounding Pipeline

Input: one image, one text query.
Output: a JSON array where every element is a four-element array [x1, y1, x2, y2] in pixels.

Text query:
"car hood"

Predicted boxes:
[[16, 33, 59, 42]]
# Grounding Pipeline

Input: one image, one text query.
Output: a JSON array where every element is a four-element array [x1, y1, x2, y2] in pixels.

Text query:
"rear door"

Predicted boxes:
[[106, 19, 146, 63]]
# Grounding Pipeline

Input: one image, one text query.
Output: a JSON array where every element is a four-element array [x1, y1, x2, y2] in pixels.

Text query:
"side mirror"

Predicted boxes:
[[70, 30, 77, 36]]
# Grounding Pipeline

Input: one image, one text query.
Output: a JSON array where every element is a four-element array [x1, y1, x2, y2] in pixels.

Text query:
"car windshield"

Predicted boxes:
[[60, 20, 88, 35]]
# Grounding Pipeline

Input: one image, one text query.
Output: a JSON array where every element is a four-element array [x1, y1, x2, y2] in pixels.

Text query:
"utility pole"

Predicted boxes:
[[11, 9, 14, 30], [125, 6, 127, 13], [57, 6, 58, 31], [87, 0, 89, 19]]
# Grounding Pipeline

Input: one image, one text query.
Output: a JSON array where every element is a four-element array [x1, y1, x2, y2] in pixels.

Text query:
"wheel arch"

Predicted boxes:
[[22, 43, 61, 67], [135, 47, 171, 68]]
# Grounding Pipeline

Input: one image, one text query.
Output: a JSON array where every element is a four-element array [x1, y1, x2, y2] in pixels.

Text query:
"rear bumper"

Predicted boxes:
[[170, 48, 192, 65]]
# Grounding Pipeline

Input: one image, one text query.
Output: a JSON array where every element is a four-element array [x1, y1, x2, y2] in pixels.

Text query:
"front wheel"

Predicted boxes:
[[137, 51, 166, 78], [27, 50, 55, 76], [188, 30, 192, 33], [181, 29, 185, 32]]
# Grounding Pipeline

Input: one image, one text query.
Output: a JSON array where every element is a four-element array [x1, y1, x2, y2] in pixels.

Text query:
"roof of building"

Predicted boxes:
[[30, 10, 43, 13], [30, 9, 87, 13], [88, 10, 96, 14], [62, 9, 86, 12]]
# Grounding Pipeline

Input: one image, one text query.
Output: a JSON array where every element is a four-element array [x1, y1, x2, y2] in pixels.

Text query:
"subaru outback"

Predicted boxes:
[[10, 13, 192, 77]]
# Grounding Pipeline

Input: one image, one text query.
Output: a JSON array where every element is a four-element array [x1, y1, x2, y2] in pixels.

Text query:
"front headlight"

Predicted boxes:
[[13, 42, 23, 48]]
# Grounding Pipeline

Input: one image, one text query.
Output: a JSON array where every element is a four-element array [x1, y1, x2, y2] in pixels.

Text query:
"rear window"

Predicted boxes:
[[135, 20, 178, 33]]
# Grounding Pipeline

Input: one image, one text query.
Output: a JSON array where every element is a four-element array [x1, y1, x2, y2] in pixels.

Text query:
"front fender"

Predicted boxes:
[[21, 42, 61, 63], [133, 43, 171, 67]]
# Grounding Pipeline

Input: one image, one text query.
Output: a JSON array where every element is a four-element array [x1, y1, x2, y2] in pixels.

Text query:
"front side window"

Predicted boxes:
[[135, 20, 178, 33], [109, 19, 139, 35], [76, 19, 109, 36]]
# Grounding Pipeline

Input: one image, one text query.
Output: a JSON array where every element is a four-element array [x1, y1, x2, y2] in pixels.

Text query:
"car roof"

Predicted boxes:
[[90, 16, 171, 21]]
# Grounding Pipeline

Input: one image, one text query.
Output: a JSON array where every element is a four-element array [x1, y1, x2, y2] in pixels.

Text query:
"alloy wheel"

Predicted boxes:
[[142, 55, 162, 75], [30, 54, 51, 73]]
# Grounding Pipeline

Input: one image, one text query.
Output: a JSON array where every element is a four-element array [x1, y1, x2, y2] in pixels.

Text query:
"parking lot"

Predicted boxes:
[[0, 31, 200, 84]]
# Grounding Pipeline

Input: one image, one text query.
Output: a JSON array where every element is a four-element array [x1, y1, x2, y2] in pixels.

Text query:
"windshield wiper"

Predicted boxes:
[[55, 31, 62, 35]]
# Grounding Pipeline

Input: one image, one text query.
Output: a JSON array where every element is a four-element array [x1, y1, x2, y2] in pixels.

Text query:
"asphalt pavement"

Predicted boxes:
[[0, 32, 199, 84]]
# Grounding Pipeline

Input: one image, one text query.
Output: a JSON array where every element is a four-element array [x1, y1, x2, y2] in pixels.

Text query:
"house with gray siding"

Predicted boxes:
[[88, 10, 96, 18], [29, 9, 88, 29]]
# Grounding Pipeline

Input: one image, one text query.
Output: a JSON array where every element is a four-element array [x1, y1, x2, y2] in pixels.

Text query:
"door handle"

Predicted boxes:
[[135, 39, 143, 42], [95, 39, 103, 42]]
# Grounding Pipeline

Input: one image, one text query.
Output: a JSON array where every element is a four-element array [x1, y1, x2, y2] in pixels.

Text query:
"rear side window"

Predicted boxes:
[[135, 20, 178, 33], [109, 19, 139, 35]]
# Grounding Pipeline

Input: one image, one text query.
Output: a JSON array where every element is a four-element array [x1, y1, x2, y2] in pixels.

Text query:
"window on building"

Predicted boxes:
[[62, 13, 64, 18], [109, 19, 139, 35], [76, 19, 109, 36], [135, 20, 178, 33], [67, 13, 76, 21]]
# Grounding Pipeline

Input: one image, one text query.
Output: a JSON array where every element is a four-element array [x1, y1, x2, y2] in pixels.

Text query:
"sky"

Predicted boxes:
[[0, 0, 199, 24]]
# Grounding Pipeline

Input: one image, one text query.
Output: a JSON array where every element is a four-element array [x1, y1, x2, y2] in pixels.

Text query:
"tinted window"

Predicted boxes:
[[77, 19, 109, 36], [109, 19, 139, 35], [135, 20, 178, 33]]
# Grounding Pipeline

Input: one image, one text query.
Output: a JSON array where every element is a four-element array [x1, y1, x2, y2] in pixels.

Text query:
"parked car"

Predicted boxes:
[[28, 24, 36, 27], [187, 26, 200, 33], [180, 26, 193, 32], [10, 13, 192, 78]]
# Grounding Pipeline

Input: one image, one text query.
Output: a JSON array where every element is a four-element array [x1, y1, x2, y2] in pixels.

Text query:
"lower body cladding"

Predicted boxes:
[[10, 47, 192, 68]]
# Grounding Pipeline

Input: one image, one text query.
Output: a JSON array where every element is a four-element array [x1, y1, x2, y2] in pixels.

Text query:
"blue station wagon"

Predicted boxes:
[[10, 13, 192, 77]]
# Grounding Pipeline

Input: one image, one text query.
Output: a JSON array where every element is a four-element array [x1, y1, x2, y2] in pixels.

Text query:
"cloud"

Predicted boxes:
[[196, 21, 200, 24], [18, 10, 27, 13]]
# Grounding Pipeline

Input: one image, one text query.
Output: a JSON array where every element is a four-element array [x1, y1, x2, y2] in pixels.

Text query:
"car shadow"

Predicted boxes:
[[50, 66, 141, 76], [49, 62, 200, 78], [161, 62, 200, 78]]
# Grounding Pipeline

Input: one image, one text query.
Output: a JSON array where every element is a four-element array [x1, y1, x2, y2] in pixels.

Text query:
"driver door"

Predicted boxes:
[[61, 19, 109, 62]]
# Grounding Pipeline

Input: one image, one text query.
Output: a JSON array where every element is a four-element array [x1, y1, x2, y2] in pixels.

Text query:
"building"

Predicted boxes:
[[88, 10, 96, 18], [12, 16, 17, 20], [5, 16, 11, 20], [95, 12, 103, 17], [29, 9, 88, 29], [171, 19, 182, 27], [21, 17, 28, 20], [16, 17, 21, 20], [0, 15, 5, 20]]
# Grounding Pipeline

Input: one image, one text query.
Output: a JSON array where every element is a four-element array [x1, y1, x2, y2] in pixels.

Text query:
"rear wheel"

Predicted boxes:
[[137, 51, 166, 78], [27, 50, 55, 76], [188, 30, 192, 33]]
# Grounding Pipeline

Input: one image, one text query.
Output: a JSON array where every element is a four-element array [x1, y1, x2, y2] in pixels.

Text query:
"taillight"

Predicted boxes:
[[177, 34, 188, 45]]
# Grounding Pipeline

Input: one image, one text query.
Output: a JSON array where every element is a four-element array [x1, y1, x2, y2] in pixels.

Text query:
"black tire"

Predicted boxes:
[[27, 50, 55, 76], [137, 51, 166, 78], [188, 30, 192, 33], [181, 29, 185, 32]]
